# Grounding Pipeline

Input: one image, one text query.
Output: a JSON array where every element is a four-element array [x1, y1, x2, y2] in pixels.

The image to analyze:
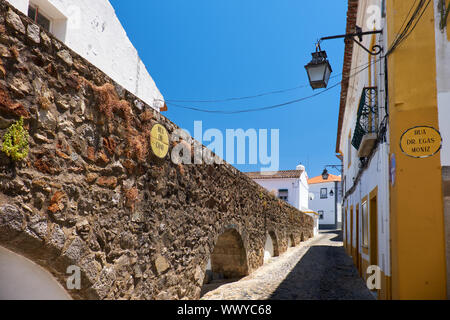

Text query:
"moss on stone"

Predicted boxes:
[[1, 116, 29, 161]]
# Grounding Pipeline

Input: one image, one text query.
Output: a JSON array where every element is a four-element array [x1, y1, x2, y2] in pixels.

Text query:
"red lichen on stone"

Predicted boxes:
[[34, 158, 52, 174], [140, 110, 153, 123], [96, 150, 109, 165], [87, 146, 95, 162], [125, 187, 139, 210], [10, 46, 19, 60], [66, 72, 81, 90], [68, 166, 84, 174], [178, 163, 185, 176], [0, 84, 30, 118], [0, 58, 5, 78], [84, 79, 154, 163], [56, 139, 71, 154], [86, 173, 98, 184], [56, 149, 71, 160], [48, 191, 66, 213], [44, 63, 57, 78], [88, 82, 132, 126], [96, 176, 117, 189], [122, 159, 136, 173], [103, 137, 117, 155], [127, 133, 148, 162]]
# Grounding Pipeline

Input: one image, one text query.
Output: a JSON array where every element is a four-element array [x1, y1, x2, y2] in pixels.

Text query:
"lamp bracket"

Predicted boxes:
[[318, 26, 383, 56]]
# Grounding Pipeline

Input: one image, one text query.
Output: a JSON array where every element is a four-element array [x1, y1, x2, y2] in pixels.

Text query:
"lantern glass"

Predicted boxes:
[[305, 50, 333, 89]]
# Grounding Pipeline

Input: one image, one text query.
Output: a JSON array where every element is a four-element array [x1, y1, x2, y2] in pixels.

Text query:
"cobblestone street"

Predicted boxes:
[[201, 230, 375, 300]]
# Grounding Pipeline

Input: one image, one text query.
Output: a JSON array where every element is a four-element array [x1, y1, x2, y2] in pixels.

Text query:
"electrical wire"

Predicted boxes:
[[166, 58, 381, 114], [163, 60, 375, 104], [162, 0, 431, 114], [385, 0, 431, 56]]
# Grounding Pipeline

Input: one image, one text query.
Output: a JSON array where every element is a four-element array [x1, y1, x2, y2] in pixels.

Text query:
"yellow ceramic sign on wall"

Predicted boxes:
[[150, 123, 169, 158], [400, 126, 442, 158]]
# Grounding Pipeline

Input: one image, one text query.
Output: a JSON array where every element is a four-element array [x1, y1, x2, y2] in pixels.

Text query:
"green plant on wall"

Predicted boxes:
[[1, 117, 29, 161]]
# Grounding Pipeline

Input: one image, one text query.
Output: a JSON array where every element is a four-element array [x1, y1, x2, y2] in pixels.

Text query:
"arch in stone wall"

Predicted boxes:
[[264, 230, 279, 263], [207, 227, 249, 281], [0, 204, 97, 300], [288, 234, 295, 247]]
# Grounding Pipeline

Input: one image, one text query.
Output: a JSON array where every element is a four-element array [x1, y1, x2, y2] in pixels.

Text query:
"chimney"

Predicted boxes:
[[296, 164, 305, 171]]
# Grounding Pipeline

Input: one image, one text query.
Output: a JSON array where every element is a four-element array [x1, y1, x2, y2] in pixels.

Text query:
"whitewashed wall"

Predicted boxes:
[[338, 0, 391, 280], [433, 0, 450, 166], [254, 178, 299, 209], [309, 181, 337, 226], [252, 173, 309, 211], [7, 0, 164, 111]]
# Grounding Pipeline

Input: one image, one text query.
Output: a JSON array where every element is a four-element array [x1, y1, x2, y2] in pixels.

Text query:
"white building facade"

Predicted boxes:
[[6, 0, 164, 111], [308, 174, 342, 229], [246, 165, 319, 240], [338, 0, 450, 299]]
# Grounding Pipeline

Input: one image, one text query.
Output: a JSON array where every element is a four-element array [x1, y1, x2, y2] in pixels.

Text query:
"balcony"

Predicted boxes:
[[351, 87, 379, 157]]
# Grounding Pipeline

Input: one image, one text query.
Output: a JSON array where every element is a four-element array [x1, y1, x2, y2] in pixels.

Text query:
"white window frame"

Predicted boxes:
[[28, 3, 53, 33]]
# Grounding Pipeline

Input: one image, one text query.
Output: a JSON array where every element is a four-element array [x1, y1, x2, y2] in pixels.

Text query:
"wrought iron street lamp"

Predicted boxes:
[[305, 45, 332, 90], [321, 168, 330, 180], [306, 26, 383, 90], [321, 165, 343, 180]]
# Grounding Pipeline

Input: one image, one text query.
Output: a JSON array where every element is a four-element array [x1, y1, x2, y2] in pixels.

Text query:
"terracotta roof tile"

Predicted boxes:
[[308, 174, 342, 185]]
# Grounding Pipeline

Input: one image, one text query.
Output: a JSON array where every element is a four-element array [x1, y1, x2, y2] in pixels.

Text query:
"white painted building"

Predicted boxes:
[[246, 165, 319, 245], [308, 174, 342, 229], [337, 0, 450, 299], [6, 0, 164, 111]]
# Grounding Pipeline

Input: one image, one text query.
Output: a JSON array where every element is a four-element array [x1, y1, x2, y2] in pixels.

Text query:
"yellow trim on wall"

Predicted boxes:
[[446, 0, 450, 41], [355, 203, 360, 272], [350, 205, 354, 252], [369, 188, 378, 275], [380, 270, 392, 300], [370, 186, 378, 200], [361, 195, 369, 251]]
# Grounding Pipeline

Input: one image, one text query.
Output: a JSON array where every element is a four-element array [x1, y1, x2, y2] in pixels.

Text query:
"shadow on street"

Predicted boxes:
[[268, 230, 374, 300]]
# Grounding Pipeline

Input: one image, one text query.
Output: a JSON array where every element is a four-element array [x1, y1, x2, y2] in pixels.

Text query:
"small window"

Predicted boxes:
[[320, 188, 328, 199], [318, 210, 324, 220], [278, 189, 288, 201], [28, 5, 51, 32]]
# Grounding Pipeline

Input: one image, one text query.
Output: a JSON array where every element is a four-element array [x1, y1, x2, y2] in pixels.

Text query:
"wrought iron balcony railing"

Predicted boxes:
[[351, 87, 379, 152]]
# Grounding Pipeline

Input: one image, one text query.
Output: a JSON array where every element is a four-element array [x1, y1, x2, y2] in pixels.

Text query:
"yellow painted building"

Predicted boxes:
[[337, 0, 450, 299]]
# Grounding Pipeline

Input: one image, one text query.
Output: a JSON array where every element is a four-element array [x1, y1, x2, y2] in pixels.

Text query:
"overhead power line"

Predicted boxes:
[[166, 58, 380, 114], [163, 60, 375, 104], [163, 0, 431, 114]]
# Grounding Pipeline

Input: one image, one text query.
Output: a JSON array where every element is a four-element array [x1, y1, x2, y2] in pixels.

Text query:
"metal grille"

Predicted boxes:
[[351, 87, 378, 150]]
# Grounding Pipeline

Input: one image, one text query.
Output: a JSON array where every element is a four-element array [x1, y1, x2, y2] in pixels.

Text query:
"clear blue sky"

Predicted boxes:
[[110, 0, 347, 178]]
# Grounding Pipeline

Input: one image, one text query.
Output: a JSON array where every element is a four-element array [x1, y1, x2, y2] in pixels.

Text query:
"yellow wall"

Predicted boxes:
[[387, 0, 447, 299]]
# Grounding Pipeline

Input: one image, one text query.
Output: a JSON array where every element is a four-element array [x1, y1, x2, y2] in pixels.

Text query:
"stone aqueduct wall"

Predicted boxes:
[[0, 1, 313, 300]]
